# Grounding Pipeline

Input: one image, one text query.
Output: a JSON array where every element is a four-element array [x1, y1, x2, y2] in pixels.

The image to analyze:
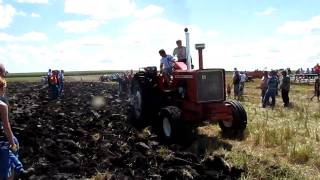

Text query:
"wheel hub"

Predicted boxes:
[[133, 90, 142, 119], [222, 120, 233, 127], [163, 117, 172, 138]]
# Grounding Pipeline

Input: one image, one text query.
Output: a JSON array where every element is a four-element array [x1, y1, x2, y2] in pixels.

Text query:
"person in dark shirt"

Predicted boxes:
[[311, 74, 320, 101], [233, 71, 241, 100], [279, 71, 290, 107], [263, 71, 278, 108]]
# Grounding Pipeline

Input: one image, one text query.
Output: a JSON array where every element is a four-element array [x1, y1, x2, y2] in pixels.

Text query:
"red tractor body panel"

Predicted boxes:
[[155, 68, 231, 124], [179, 101, 233, 123]]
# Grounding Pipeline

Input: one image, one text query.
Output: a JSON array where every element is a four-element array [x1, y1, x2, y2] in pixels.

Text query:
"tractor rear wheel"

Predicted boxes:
[[158, 106, 181, 143], [157, 106, 195, 145], [219, 100, 247, 136]]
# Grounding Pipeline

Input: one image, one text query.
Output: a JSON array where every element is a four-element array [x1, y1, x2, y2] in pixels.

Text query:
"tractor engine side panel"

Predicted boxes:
[[172, 71, 198, 103]]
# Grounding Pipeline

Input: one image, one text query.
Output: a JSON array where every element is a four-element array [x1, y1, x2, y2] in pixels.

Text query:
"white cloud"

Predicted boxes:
[[277, 15, 320, 35], [3, 4, 320, 73], [16, 0, 48, 4], [134, 4, 164, 19], [0, 1, 16, 29], [204, 34, 320, 71], [60, 0, 137, 33], [256, 7, 277, 16], [0, 15, 220, 72], [31, 12, 40, 17], [64, 0, 136, 20], [57, 19, 104, 33], [0, 31, 48, 42], [16, 11, 27, 16]]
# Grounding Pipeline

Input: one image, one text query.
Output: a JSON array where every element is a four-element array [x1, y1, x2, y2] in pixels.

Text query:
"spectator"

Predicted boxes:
[[58, 70, 65, 95], [299, 68, 304, 75], [239, 72, 246, 97], [0, 64, 5, 77], [279, 71, 290, 107], [306, 68, 310, 74], [260, 71, 268, 103], [311, 68, 315, 74], [311, 74, 320, 101], [227, 82, 232, 98], [0, 64, 8, 104], [287, 68, 292, 75], [0, 76, 33, 179], [263, 71, 278, 108], [47, 69, 52, 85], [233, 71, 241, 100], [233, 68, 238, 77], [159, 49, 175, 84], [49, 70, 59, 99]]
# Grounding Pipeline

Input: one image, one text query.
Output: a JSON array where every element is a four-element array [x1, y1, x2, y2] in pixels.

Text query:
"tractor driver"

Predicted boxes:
[[173, 40, 187, 64], [159, 49, 175, 83]]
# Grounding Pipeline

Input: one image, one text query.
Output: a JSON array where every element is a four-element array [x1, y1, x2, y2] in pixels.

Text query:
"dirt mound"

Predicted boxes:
[[6, 82, 243, 179]]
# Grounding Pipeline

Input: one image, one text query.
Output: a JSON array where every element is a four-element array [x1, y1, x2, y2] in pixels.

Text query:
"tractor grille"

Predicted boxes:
[[196, 70, 225, 102]]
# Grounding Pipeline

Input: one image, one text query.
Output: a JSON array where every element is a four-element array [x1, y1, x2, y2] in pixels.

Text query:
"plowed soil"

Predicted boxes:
[[7, 82, 243, 179]]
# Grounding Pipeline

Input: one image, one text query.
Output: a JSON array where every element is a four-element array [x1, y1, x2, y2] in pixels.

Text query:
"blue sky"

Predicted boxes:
[[1, 0, 320, 72]]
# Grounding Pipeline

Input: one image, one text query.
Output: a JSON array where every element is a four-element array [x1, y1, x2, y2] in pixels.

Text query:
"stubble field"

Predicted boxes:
[[208, 75, 320, 179]]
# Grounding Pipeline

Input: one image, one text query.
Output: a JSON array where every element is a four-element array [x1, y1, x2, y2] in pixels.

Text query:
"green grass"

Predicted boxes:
[[6, 76, 41, 82], [6, 70, 127, 82], [209, 76, 320, 179], [6, 70, 126, 78]]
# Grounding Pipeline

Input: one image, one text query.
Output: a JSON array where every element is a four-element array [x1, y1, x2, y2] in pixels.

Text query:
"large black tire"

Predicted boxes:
[[219, 100, 247, 136], [128, 80, 149, 126], [157, 106, 195, 145], [158, 106, 181, 143]]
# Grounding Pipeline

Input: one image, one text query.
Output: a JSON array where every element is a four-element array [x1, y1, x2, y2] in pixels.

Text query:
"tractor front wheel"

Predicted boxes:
[[219, 100, 247, 136]]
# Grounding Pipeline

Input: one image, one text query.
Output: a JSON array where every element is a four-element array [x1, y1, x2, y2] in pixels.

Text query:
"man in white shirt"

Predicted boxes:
[[173, 40, 187, 64], [239, 72, 247, 96]]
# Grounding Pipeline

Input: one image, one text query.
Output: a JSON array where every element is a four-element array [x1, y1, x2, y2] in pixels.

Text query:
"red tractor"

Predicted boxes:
[[129, 28, 247, 144]]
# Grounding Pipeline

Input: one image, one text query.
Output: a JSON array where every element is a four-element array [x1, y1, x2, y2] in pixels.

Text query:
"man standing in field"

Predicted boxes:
[[239, 72, 247, 98], [263, 71, 278, 108], [58, 70, 65, 95], [233, 70, 241, 100], [260, 71, 269, 103], [279, 71, 290, 107], [311, 74, 320, 101]]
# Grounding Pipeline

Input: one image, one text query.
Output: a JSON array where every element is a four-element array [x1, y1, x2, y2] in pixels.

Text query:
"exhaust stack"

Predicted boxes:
[[195, 43, 205, 70], [184, 28, 192, 70]]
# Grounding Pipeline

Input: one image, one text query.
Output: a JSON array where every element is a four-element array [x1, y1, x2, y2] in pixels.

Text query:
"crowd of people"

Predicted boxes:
[[295, 63, 320, 74], [229, 67, 320, 108]]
